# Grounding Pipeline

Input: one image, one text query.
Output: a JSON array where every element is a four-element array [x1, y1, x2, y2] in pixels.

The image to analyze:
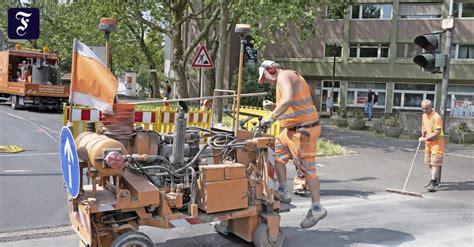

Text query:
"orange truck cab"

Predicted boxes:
[[0, 46, 69, 110]]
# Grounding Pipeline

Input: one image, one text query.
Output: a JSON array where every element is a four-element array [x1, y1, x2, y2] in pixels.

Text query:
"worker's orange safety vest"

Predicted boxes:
[[276, 73, 318, 127]]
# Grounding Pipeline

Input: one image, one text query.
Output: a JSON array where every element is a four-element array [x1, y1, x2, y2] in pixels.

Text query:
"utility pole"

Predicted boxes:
[[439, 0, 454, 130]]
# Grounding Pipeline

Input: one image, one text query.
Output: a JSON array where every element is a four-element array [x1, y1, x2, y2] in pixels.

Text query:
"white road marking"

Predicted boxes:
[[0, 109, 58, 143], [3, 169, 31, 173], [286, 193, 419, 210], [40, 124, 59, 133], [0, 152, 59, 158]]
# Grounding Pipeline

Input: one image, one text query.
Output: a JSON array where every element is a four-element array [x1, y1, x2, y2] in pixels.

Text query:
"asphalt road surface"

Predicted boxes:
[[0, 107, 473, 246], [0, 104, 68, 232]]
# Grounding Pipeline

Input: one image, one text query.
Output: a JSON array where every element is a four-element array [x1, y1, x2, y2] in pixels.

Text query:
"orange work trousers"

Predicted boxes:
[[275, 125, 321, 179]]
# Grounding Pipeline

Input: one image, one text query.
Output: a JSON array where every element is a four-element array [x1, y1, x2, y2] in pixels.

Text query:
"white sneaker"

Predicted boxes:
[[300, 207, 327, 229]]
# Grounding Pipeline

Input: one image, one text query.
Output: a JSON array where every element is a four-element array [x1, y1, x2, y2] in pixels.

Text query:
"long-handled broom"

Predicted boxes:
[[385, 141, 423, 198]]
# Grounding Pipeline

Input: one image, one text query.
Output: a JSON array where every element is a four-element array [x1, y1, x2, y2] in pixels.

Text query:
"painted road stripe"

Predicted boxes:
[[0, 152, 59, 158], [0, 110, 58, 143], [3, 170, 31, 173], [40, 124, 59, 133], [286, 193, 420, 210]]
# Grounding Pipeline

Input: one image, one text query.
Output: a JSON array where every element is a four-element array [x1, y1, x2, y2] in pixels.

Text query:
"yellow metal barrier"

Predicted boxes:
[[239, 106, 281, 137], [63, 104, 277, 139], [63, 104, 212, 140]]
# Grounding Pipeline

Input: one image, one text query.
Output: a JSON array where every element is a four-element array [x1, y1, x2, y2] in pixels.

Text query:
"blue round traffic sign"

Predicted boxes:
[[59, 127, 80, 198]]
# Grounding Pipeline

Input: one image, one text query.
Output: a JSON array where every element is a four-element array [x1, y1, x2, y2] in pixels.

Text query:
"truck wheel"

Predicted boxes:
[[111, 231, 153, 247], [253, 223, 284, 247], [11, 95, 24, 110]]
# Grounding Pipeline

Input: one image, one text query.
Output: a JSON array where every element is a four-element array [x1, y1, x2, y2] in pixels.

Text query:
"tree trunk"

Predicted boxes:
[[171, 1, 189, 98], [138, 38, 160, 98], [215, 0, 229, 122]]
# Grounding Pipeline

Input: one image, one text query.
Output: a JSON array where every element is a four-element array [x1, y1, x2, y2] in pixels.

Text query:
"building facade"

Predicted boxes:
[[261, 0, 474, 116]]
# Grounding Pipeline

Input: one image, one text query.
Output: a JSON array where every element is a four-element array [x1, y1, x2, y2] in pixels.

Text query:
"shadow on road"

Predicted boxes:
[[282, 227, 415, 246], [321, 177, 378, 183], [320, 189, 376, 199], [155, 226, 416, 247], [437, 180, 474, 191], [154, 232, 252, 247]]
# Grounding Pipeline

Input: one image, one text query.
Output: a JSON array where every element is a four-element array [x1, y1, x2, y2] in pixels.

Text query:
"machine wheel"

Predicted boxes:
[[110, 231, 153, 247], [253, 223, 284, 247], [11, 95, 24, 110]]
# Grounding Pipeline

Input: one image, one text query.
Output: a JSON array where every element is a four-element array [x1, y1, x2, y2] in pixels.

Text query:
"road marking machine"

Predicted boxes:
[[61, 100, 285, 247]]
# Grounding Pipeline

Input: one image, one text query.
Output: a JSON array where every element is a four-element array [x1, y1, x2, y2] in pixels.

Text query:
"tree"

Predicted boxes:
[[0, 1, 164, 97], [137, 0, 220, 99]]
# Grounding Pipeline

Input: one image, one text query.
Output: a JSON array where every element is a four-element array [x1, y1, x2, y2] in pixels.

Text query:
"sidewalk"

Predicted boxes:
[[320, 118, 474, 158]]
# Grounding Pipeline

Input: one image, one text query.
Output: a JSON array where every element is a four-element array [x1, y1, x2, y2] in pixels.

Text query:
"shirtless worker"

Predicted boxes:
[[258, 60, 326, 228]]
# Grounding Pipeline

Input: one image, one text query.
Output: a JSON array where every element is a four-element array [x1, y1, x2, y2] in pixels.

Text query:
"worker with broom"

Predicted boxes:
[[419, 99, 444, 192], [258, 60, 325, 229]]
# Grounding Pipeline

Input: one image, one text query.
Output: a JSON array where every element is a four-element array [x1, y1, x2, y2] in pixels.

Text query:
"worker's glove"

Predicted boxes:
[[263, 100, 276, 110], [260, 115, 277, 128]]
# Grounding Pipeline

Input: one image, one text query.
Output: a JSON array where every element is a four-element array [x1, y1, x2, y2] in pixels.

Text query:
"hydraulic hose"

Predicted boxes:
[[175, 144, 209, 175], [135, 164, 175, 187]]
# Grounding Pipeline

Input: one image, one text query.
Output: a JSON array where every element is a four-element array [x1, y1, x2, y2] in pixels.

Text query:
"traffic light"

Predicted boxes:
[[413, 33, 446, 73]]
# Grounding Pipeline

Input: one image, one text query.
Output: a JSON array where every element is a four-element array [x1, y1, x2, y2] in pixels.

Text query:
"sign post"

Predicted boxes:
[[191, 44, 214, 102]]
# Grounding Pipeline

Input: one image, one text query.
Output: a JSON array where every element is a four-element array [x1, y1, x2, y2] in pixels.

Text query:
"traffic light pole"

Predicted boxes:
[[439, 0, 454, 131]]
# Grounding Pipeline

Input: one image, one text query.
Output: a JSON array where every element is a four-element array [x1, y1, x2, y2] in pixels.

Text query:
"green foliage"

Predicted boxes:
[[231, 63, 275, 107], [347, 109, 364, 120], [382, 113, 400, 127], [229, 1, 352, 50], [317, 138, 354, 156], [335, 108, 347, 118], [0, 1, 164, 85], [447, 122, 471, 135]]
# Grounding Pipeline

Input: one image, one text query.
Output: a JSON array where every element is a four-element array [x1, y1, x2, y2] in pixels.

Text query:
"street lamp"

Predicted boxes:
[[234, 24, 251, 135]]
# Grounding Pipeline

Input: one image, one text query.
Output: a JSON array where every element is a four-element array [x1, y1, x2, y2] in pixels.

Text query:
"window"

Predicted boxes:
[[447, 85, 474, 114], [351, 4, 392, 20], [399, 3, 442, 19], [450, 44, 474, 59], [454, 2, 474, 18], [326, 4, 346, 20], [459, 45, 474, 59], [325, 44, 342, 57], [349, 43, 389, 58], [396, 43, 423, 58], [347, 82, 387, 107], [322, 81, 340, 109], [393, 83, 436, 109]]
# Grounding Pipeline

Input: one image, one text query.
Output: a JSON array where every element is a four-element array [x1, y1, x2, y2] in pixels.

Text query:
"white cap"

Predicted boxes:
[[258, 60, 276, 83]]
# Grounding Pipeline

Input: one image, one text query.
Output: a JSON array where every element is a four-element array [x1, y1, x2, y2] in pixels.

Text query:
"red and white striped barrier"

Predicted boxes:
[[134, 111, 156, 123], [161, 112, 210, 124], [66, 108, 100, 122]]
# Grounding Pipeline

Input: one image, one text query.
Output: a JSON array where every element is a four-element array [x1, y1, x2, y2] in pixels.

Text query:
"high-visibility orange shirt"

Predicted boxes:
[[276, 72, 318, 127], [422, 111, 444, 139]]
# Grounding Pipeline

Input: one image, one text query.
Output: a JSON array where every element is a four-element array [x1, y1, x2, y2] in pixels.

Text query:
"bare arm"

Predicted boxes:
[[270, 72, 294, 119], [425, 129, 441, 141]]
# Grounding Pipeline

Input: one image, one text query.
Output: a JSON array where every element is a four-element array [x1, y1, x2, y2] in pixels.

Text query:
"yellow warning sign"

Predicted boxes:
[[0, 145, 25, 153]]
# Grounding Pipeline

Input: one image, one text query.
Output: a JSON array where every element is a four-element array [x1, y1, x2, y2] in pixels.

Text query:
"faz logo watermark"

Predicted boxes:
[[8, 8, 40, 40]]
